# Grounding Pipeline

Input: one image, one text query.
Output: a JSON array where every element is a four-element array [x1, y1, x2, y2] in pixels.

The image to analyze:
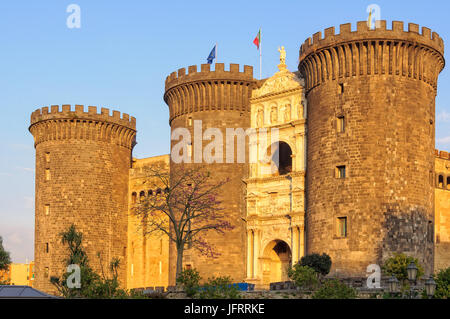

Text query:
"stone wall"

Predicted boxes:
[[299, 21, 445, 276], [164, 63, 256, 285], [30, 105, 136, 293], [127, 155, 170, 289], [435, 150, 450, 271]]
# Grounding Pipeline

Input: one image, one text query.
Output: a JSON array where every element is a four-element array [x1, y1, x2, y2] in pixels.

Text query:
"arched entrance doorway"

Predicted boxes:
[[261, 240, 292, 286]]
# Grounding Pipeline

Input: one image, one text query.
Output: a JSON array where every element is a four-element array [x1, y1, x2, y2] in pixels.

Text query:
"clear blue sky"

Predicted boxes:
[[0, 0, 449, 262]]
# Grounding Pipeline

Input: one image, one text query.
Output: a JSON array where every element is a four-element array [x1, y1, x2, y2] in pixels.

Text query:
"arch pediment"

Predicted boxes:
[[252, 69, 304, 99]]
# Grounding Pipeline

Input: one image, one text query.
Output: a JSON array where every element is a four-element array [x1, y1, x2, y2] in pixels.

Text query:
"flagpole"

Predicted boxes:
[[216, 42, 218, 64], [259, 28, 262, 80]]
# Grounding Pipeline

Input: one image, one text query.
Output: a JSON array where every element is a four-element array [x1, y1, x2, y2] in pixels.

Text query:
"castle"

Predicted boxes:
[[29, 20, 450, 294]]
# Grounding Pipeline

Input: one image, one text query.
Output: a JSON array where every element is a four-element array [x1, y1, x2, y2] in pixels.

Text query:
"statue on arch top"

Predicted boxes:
[[278, 46, 287, 71]]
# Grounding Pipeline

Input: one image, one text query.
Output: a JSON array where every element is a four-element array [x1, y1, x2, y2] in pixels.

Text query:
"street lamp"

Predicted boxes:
[[425, 276, 436, 299], [407, 262, 418, 283], [387, 275, 399, 295]]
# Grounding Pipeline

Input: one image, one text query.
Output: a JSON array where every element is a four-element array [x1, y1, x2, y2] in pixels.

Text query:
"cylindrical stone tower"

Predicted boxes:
[[164, 63, 255, 284], [29, 105, 136, 293], [299, 21, 445, 276]]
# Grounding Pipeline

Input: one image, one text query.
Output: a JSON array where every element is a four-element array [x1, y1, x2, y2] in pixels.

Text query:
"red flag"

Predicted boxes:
[[253, 29, 261, 50]]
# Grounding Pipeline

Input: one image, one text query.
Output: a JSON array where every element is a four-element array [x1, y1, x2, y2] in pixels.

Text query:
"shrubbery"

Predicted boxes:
[[434, 267, 450, 299], [382, 253, 424, 282], [288, 264, 319, 290], [176, 269, 240, 299], [299, 253, 332, 277], [51, 225, 149, 299], [176, 268, 201, 297], [312, 279, 357, 299], [198, 276, 241, 299]]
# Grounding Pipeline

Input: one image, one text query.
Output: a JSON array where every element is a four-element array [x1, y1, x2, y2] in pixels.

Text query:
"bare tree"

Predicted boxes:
[[131, 165, 233, 282]]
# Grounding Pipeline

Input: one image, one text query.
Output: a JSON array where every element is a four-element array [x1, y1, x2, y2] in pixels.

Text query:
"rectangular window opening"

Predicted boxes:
[[336, 165, 346, 179], [337, 217, 347, 237], [337, 116, 345, 133]]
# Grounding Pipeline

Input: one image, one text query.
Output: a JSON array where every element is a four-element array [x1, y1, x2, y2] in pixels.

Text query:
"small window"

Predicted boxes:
[[139, 191, 145, 199], [45, 243, 49, 253], [337, 116, 345, 133], [148, 190, 153, 196], [185, 264, 192, 270], [337, 217, 347, 237], [336, 165, 346, 179], [187, 117, 193, 126], [45, 152, 50, 163], [339, 83, 344, 94], [131, 192, 137, 204], [438, 175, 444, 188], [45, 169, 50, 181], [44, 267, 49, 278], [45, 205, 50, 216]]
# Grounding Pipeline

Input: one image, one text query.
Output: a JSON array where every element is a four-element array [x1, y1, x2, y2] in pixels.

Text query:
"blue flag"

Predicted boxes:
[[207, 45, 216, 64]]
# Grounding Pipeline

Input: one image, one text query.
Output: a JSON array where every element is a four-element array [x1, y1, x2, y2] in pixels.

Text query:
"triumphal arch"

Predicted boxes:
[[245, 50, 307, 288]]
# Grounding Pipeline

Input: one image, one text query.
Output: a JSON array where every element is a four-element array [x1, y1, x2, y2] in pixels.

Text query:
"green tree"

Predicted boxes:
[[288, 264, 319, 290], [299, 253, 332, 277], [434, 267, 450, 299], [50, 225, 134, 298], [0, 236, 11, 271], [312, 279, 357, 299], [382, 253, 424, 282]]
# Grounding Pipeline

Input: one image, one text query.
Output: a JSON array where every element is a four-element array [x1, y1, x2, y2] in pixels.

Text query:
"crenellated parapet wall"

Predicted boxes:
[[164, 63, 255, 124], [29, 105, 136, 149], [435, 149, 450, 160], [299, 21, 445, 92]]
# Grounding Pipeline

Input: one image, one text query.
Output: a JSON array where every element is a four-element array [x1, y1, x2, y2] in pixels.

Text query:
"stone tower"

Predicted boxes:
[[298, 21, 445, 276], [29, 105, 136, 293], [164, 63, 255, 284]]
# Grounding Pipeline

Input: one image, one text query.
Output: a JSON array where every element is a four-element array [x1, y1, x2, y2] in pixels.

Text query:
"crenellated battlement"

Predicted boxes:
[[300, 20, 444, 60], [29, 105, 136, 149], [164, 63, 256, 124], [299, 21, 445, 92], [30, 104, 136, 130], [165, 63, 254, 91], [436, 149, 450, 160]]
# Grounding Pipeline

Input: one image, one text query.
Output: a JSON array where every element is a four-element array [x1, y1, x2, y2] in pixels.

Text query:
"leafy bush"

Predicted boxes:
[[299, 253, 332, 276], [0, 236, 11, 271], [51, 225, 141, 299], [288, 264, 319, 290], [176, 268, 201, 298], [382, 253, 424, 282], [312, 279, 357, 299], [198, 276, 241, 299], [434, 267, 450, 299]]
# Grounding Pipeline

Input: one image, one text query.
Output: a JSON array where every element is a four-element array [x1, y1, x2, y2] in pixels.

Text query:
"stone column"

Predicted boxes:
[[299, 225, 305, 258], [253, 230, 260, 279], [247, 230, 253, 278], [292, 227, 299, 264]]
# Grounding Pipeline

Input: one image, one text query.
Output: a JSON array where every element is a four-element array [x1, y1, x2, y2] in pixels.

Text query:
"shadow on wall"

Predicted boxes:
[[381, 206, 433, 273]]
